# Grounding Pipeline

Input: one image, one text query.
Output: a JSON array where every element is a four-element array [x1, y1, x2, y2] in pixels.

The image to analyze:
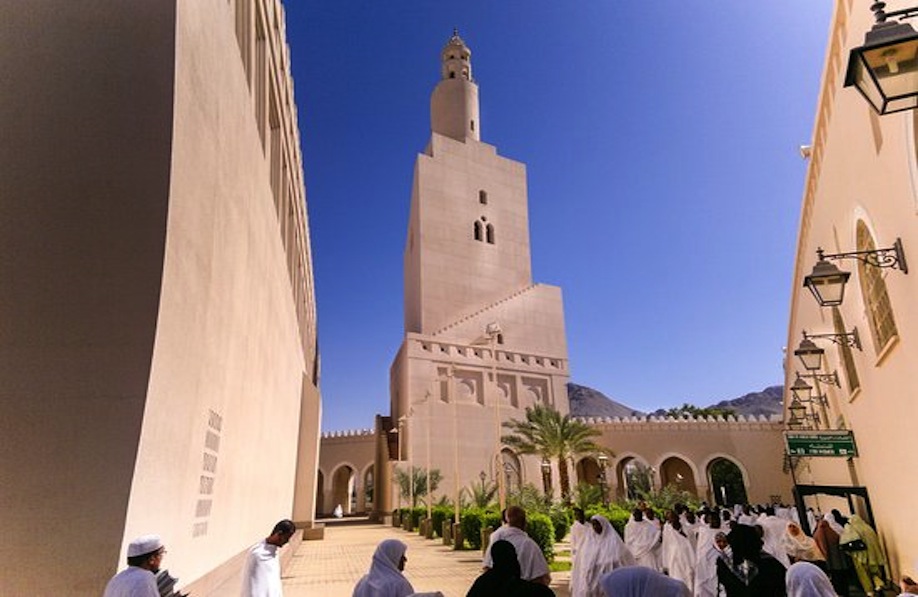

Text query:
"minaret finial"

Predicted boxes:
[[453, 27, 458, 37]]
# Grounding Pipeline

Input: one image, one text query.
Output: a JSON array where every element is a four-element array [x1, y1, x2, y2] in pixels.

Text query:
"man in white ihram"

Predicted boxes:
[[482, 506, 551, 585], [103, 534, 167, 597], [241, 519, 297, 597]]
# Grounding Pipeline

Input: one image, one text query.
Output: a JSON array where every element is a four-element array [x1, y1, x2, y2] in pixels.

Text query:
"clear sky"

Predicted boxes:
[[283, 2, 835, 432]]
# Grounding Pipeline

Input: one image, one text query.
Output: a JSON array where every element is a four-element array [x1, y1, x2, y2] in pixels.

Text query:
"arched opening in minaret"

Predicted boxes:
[[474, 220, 483, 241], [486, 224, 495, 244], [449, 72, 456, 79]]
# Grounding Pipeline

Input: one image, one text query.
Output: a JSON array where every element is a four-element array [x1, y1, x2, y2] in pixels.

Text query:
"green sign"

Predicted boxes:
[[785, 430, 858, 457]]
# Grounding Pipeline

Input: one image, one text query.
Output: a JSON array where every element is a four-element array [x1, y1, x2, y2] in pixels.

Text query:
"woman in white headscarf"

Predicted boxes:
[[785, 561, 836, 597], [781, 522, 825, 565], [353, 539, 415, 597], [571, 515, 635, 597], [600, 566, 691, 597]]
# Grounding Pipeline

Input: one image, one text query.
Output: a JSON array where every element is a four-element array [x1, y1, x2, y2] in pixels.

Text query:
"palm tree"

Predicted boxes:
[[502, 404, 607, 502], [394, 466, 442, 508]]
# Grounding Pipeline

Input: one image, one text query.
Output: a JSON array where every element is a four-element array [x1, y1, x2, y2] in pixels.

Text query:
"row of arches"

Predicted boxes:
[[574, 454, 748, 505], [315, 464, 374, 516], [316, 453, 750, 517]]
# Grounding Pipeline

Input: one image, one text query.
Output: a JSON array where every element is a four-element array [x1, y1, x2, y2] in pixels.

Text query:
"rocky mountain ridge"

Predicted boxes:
[[567, 382, 783, 418]]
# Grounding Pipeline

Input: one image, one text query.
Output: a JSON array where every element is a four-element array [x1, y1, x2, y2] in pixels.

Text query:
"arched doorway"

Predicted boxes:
[[576, 457, 601, 487], [315, 469, 325, 516], [660, 456, 697, 496], [708, 457, 748, 506], [617, 457, 652, 500], [331, 465, 356, 515]]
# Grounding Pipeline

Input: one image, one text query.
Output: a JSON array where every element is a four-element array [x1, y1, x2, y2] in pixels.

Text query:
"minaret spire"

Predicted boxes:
[[430, 29, 480, 141]]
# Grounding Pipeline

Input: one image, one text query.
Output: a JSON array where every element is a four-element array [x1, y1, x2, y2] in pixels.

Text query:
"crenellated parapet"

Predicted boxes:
[[406, 332, 568, 374], [321, 428, 375, 440], [575, 413, 783, 429]]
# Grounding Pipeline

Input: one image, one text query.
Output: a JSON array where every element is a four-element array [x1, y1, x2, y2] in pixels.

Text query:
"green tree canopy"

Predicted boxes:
[[502, 404, 606, 501]]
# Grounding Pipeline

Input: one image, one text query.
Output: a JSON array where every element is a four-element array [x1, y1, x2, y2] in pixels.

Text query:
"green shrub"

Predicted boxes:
[[550, 507, 570, 543], [431, 506, 452, 538], [526, 512, 555, 562], [460, 508, 485, 550]]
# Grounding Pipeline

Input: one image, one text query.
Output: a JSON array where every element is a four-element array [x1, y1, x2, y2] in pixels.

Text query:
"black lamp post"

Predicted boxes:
[[846, 1, 918, 114], [597, 454, 609, 506], [540, 458, 552, 497]]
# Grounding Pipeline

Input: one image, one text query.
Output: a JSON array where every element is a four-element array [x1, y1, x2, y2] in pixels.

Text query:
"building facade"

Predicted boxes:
[[320, 414, 791, 516], [0, 2, 321, 594], [784, 0, 918, 578], [380, 32, 571, 514]]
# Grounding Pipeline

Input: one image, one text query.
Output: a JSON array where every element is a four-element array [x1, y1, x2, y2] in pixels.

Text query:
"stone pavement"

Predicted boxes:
[[282, 519, 571, 597]]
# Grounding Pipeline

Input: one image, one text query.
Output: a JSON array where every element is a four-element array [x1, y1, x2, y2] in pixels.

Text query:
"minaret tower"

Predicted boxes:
[[383, 31, 570, 517], [431, 29, 480, 143]]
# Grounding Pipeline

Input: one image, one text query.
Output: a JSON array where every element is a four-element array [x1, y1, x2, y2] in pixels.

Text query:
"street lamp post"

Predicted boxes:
[[540, 458, 552, 498], [597, 454, 609, 506]]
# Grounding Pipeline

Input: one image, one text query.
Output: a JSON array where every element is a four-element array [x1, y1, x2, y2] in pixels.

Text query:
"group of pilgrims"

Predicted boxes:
[[350, 502, 915, 597], [568, 501, 907, 596]]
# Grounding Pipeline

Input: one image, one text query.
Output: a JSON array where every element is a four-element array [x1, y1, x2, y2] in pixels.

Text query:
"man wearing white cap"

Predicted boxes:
[[103, 534, 166, 597]]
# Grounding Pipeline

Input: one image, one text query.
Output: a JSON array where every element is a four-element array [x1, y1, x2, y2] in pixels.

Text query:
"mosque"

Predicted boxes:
[[317, 31, 791, 521]]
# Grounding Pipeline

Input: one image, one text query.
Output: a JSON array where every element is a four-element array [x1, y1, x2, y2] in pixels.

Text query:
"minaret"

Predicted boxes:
[[430, 29, 480, 142]]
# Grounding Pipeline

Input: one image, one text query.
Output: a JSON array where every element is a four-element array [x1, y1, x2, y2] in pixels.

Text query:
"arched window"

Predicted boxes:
[[832, 307, 860, 394], [856, 221, 898, 353], [486, 223, 495, 244], [473, 220, 483, 241], [479, 190, 488, 205]]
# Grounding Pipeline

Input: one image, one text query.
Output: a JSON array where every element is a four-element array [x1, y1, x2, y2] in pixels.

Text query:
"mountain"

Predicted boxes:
[[567, 383, 645, 418], [705, 385, 784, 417], [568, 382, 784, 418]]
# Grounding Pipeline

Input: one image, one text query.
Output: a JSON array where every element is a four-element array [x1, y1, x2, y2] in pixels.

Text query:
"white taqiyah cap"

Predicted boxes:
[[127, 534, 163, 557]]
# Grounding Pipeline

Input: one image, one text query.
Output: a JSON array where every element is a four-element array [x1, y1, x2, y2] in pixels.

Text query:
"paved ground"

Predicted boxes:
[[282, 519, 571, 597]]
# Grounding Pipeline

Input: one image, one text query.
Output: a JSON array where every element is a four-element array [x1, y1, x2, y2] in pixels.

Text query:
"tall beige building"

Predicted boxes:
[[383, 32, 570, 511], [785, 0, 918, 578], [0, 2, 320, 594]]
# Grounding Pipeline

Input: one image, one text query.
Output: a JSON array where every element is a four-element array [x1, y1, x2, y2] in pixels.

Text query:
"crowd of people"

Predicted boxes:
[[562, 501, 908, 597], [103, 504, 917, 597]]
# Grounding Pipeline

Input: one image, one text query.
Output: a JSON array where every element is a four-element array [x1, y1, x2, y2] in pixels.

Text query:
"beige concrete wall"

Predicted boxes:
[[582, 416, 792, 505], [322, 415, 791, 514], [785, 0, 918, 577], [0, 3, 178, 594], [0, 1, 320, 593]]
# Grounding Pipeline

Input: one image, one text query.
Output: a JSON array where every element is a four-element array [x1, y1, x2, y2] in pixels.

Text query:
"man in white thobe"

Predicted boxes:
[[625, 509, 661, 570], [103, 535, 166, 597], [662, 520, 695, 592], [241, 519, 297, 597], [482, 506, 551, 585]]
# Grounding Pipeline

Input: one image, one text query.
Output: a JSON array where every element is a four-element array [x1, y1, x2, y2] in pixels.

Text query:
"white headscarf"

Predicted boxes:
[[352, 539, 414, 597], [571, 515, 635, 597], [600, 566, 691, 597], [786, 561, 837, 597]]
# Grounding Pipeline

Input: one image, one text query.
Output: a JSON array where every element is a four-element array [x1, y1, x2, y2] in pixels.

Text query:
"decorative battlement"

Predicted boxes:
[[321, 428, 375, 439], [408, 335, 567, 373], [575, 414, 783, 426]]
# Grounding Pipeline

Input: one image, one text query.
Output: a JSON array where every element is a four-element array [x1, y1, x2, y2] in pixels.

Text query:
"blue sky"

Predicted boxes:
[[283, 2, 835, 432]]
